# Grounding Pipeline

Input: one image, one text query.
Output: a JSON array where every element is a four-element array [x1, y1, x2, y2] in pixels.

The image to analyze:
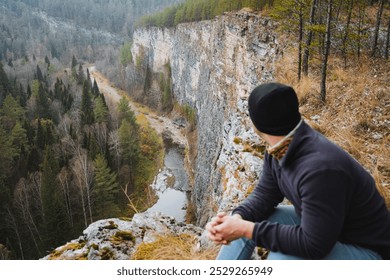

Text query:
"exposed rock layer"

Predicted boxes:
[[131, 11, 281, 225]]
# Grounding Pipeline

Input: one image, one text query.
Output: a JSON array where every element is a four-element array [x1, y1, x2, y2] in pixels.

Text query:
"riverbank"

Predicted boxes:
[[89, 66, 191, 221]]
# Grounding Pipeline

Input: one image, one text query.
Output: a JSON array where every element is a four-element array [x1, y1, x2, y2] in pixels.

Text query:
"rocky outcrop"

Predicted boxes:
[[131, 11, 281, 226], [42, 212, 204, 260]]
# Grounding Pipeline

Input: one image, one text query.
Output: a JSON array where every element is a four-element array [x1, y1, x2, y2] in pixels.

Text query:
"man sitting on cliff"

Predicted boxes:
[[206, 82, 390, 260]]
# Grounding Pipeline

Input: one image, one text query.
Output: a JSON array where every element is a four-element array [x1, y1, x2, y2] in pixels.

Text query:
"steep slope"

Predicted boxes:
[[131, 10, 281, 225], [43, 10, 281, 259]]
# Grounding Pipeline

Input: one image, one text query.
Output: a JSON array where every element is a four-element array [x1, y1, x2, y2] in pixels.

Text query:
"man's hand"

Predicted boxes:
[[206, 212, 254, 245], [206, 212, 229, 244]]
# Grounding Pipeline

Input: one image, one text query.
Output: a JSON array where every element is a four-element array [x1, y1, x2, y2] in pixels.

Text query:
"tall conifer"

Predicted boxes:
[[93, 154, 121, 220]]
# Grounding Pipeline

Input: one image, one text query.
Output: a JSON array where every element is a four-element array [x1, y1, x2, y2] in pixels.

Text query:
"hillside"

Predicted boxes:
[[275, 51, 390, 207], [43, 8, 389, 260], [0, 0, 185, 63]]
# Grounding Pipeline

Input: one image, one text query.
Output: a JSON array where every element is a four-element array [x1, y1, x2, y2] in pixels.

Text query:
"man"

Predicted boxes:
[[206, 82, 390, 260]]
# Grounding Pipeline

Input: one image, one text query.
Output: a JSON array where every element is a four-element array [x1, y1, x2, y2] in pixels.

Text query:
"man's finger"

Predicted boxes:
[[205, 222, 216, 234], [216, 212, 227, 218]]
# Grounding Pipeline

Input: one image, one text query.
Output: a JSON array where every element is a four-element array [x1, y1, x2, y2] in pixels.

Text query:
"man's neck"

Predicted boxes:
[[258, 133, 285, 147]]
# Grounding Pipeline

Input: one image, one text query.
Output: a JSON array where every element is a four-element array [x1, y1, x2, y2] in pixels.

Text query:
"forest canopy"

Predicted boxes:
[[0, 55, 163, 259], [138, 0, 389, 101]]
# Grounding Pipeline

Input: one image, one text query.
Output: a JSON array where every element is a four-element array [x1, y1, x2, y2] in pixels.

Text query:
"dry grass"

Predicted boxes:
[[131, 234, 219, 260], [275, 49, 390, 208]]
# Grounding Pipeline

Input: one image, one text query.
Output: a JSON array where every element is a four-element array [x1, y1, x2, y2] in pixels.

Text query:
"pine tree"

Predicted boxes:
[[118, 118, 140, 188], [26, 84, 32, 99], [36, 82, 51, 119], [10, 122, 29, 159], [40, 146, 69, 248], [94, 94, 109, 124], [44, 56, 50, 67], [71, 56, 78, 80], [36, 118, 45, 150], [117, 97, 137, 125], [80, 81, 94, 126], [0, 62, 11, 104], [77, 64, 85, 85], [0, 124, 13, 178], [27, 146, 40, 173], [86, 68, 91, 86], [88, 135, 100, 161], [18, 83, 27, 107], [271, 0, 311, 80], [92, 80, 100, 97], [0, 95, 25, 131], [93, 154, 121, 220], [36, 65, 44, 82], [119, 119, 140, 165], [71, 55, 78, 69]]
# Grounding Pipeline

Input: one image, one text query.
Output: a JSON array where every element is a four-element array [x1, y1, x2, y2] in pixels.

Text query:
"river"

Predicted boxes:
[[88, 67, 190, 222], [147, 146, 189, 222]]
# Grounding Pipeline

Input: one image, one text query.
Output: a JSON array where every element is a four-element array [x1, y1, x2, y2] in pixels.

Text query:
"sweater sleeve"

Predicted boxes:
[[233, 155, 284, 222], [252, 168, 349, 259]]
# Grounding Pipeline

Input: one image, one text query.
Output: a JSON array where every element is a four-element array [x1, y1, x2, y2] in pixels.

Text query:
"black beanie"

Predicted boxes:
[[248, 83, 301, 136]]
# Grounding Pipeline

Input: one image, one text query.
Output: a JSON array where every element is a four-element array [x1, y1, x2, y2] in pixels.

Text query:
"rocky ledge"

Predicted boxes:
[[42, 212, 208, 260]]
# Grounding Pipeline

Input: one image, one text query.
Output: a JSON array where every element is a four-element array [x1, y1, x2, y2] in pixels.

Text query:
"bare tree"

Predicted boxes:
[[0, 244, 12, 260], [93, 122, 109, 155], [13, 178, 43, 256], [385, 18, 390, 59], [303, 0, 318, 76], [320, 0, 333, 102], [5, 208, 24, 260], [297, 0, 304, 81], [109, 130, 121, 172], [58, 167, 74, 228], [371, 0, 385, 57], [72, 149, 94, 226], [62, 135, 94, 227], [341, 0, 355, 68]]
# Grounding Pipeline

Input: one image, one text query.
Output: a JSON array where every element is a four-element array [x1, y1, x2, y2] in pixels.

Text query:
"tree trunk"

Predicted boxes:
[[58, 168, 74, 228], [20, 179, 43, 254], [6, 208, 24, 260], [385, 19, 390, 59], [298, 1, 304, 81], [303, 0, 318, 76], [79, 152, 94, 224], [357, 1, 367, 60], [68, 139, 93, 227], [320, 0, 333, 102], [370, 0, 385, 57], [342, 0, 354, 68]]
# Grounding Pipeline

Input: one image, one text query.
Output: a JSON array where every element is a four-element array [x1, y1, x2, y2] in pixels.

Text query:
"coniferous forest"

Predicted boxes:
[[0, 0, 181, 260], [0, 55, 165, 259]]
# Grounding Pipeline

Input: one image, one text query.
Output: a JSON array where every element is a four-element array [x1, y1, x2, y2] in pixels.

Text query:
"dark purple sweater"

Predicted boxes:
[[233, 121, 390, 259]]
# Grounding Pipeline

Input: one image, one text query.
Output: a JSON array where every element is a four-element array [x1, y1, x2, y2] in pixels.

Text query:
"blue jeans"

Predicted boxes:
[[216, 205, 382, 260]]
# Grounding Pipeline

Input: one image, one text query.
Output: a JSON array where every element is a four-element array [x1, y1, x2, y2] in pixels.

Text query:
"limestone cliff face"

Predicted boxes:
[[132, 11, 282, 226]]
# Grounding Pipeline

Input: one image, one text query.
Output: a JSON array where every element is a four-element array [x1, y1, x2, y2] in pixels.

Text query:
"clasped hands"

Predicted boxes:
[[206, 212, 254, 245]]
